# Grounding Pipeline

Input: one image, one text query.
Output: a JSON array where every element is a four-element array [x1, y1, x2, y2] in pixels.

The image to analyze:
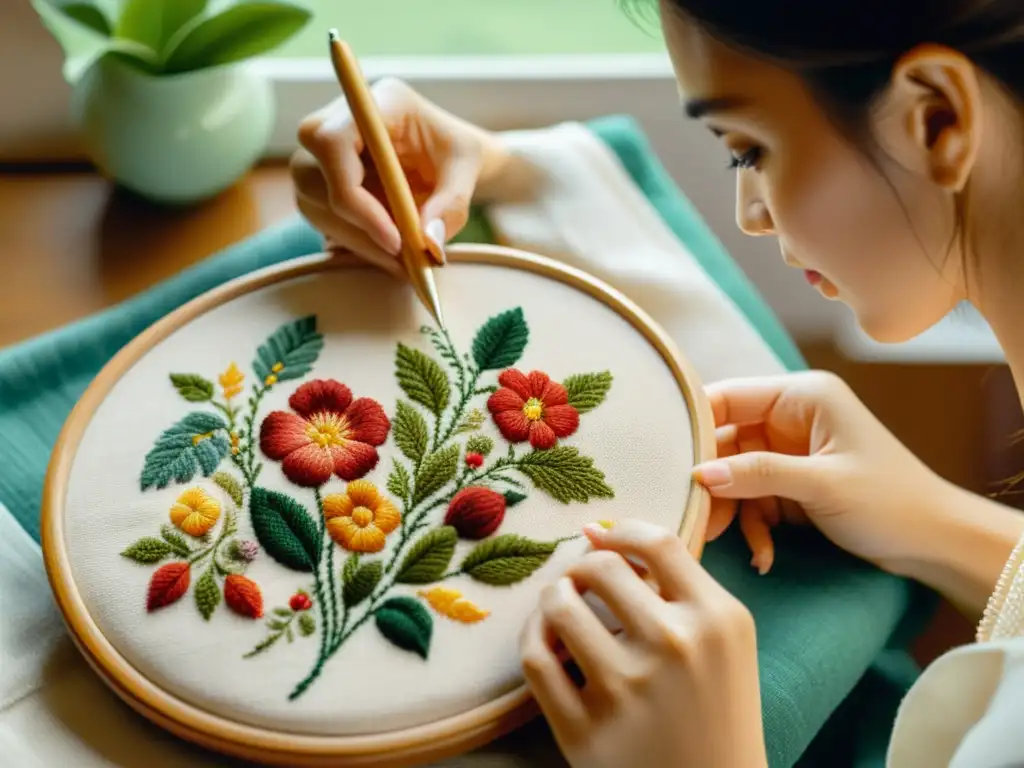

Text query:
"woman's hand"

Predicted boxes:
[[289, 78, 507, 275], [695, 370, 946, 575], [519, 520, 767, 768]]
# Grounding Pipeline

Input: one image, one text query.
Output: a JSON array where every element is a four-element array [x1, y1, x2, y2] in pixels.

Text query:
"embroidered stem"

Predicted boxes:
[[186, 510, 237, 567], [315, 488, 341, 648], [238, 383, 269, 488]]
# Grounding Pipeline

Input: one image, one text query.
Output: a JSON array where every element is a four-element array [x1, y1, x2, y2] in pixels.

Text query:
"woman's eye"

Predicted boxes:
[[727, 147, 762, 171]]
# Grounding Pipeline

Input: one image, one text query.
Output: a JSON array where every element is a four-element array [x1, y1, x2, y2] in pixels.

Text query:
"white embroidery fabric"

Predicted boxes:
[[62, 263, 696, 737]]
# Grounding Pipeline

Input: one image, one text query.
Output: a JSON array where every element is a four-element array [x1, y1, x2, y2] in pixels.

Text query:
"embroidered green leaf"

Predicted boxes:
[[253, 315, 324, 384], [212, 471, 244, 507], [461, 534, 558, 586], [194, 566, 220, 621], [121, 537, 172, 563], [563, 371, 614, 414], [249, 487, 321, 572], [503, 490, 528, 507], [393, 400, 429, 462], [375, 597, 433, 659], [455, 408, 487, 435], [140, 412, 230, 490], [386, 460, 411, 501], [471, 307, 529, 370], [395, 526, 457, 584], [465, 434, 494, 457], [159, 525, 193, 557], [268, 618, 289, 630], [287, 626, 295, 643], [395, 343, 450, 416], [343, 560, 382, 607], [413, 444, 459, 504], [516, 447, 615, 504], [242, 631, 283, 658], [298, 613, 316, 637], [273, 607, 293, 618], [342, 553, 360, 585], [169, 373, 214, 402]]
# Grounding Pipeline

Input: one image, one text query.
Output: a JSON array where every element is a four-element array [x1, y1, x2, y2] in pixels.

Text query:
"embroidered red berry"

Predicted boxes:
[[445, 486, 506, 540], [224, 574, 264, 618], [464, 451, 484, 469], [147, 562, 191, 612], [289, 591, 313, 612]]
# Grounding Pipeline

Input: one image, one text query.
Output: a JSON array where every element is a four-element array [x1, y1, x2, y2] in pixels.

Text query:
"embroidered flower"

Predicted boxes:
[[219, 362, 244, 400], [487, 369, 580, 450], [169, 487, 221, 537], [445, 486, 506, 539], [323, 480, 401, 553], [260, 379, 391, 487], [229, 539, 260, 562], [290, 591, 313, 612], [464, 451, 484, 469]]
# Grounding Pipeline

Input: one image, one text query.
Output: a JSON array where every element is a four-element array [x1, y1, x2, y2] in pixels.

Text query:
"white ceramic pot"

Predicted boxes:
[[71, 57, 275, 205]]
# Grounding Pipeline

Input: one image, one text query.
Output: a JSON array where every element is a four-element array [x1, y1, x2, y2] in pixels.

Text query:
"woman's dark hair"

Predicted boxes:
[[649, 0, 1024, 143]]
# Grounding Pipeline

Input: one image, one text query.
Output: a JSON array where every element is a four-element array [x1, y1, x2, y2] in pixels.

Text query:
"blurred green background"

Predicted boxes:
[[269, 0, 664, 57]]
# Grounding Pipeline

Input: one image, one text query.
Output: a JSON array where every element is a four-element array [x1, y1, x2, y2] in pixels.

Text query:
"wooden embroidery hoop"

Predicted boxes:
[[41, 243, 716, 767]]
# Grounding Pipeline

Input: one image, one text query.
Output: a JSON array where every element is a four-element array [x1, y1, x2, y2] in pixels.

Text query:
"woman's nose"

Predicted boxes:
[[736, 176, 774, 236]]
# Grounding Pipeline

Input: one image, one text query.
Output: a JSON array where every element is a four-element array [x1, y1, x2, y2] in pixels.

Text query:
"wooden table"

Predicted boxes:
[[0, 162, 296, 349]]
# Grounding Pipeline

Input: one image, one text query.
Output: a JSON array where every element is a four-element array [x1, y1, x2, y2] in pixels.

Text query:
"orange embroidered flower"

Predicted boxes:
[[219, 362, 244, 400], [169, 487, 221, 537], [323, 480, 401, 553], [487, 369, 580, 450], [260, 379, 391, 487]]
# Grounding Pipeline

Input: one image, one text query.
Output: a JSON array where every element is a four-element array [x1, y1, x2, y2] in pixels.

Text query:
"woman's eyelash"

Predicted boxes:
[[727, 147, 762, 171]]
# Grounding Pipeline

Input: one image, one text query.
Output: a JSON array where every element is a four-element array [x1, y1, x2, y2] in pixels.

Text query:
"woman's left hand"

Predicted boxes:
[[519, 520, 767, 768]]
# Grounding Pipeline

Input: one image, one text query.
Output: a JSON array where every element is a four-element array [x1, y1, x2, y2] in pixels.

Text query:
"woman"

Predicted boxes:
[[291, 1, 1024, 765]]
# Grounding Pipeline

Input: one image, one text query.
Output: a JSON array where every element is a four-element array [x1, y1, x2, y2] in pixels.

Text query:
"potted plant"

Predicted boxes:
[[32, 0, 313, 204]]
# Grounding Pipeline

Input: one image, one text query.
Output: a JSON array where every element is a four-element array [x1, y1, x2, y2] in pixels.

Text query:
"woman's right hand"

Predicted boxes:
[[694, 370, 949, 575], [289, 78, 506, 275]]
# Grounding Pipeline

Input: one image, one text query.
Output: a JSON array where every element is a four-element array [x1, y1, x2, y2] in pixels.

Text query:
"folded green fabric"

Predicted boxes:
[[0, 117, 920, 768]]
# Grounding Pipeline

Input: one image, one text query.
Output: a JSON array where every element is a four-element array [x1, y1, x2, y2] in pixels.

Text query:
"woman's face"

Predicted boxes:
[[660, 4, 964, 343]]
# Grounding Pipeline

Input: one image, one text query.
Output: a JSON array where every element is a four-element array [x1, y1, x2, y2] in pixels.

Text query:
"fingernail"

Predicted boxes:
[[751, 552, 772, 576], [582, 522, 607, 538], [424, 218, 447, 265], [693, 461, 732, 488]]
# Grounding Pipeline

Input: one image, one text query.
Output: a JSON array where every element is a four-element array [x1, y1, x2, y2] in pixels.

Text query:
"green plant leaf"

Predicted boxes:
[[194, 565, 220, 620], [251, 315, 324, 385], [502, 490, 528, 507], [393, 400, 429, 462], [120, 537, 172, 563], [516, 447, 615, 504], [159, 525, 194, 557], [169, 372, 214, 402], [162, 0, 312, 75], [395, 343, 450, 416], [249, 487, 320, 572], [460, 534, 558, 586], [465, 434, 494, 457], [341, 553, 360, 585], [413, 444, 459, 504], [212, 471, 244, 507], [115, 0, 207, 56], [342, 560, 382, 607], [298, 612, 316, 637], [273, 607, 292, 618], [31, 0, 158, 83], [58, 0, 113, 34], [471, 307, 529, 371], [454, 408, 486, 434], [375, 597, 433, 659], [140, 412, 230, 490], [386, 460, 411, 502], [563, 371, 614, 414], [395, 526, 457, 584]]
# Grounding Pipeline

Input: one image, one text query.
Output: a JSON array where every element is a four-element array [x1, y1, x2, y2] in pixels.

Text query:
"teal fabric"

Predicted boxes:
[[0, 117, 919, 767]]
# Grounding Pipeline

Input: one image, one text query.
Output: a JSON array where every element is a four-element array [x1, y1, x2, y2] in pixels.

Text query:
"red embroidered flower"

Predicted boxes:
[[289, 591, 313, 612], [445, 486, 506, 539], [260, 379, 391, 487], [464, 451, 484, 469], [487, 370, 579, 450]]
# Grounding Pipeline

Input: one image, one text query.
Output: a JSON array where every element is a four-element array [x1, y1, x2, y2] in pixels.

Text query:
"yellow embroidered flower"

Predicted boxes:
[[219, 362, 244, 400], [418, 587, 490, 623], [169, 487, 221, 537], [323, 480, 400, 553]]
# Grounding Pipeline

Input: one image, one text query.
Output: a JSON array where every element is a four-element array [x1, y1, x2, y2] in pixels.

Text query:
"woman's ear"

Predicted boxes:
[[874, 44, 982, 192]]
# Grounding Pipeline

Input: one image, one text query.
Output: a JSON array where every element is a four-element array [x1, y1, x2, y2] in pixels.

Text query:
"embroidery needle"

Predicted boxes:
[[327, 30, 447, 330]]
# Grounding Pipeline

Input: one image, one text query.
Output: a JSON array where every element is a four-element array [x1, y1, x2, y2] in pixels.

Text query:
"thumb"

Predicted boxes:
[[692, 452, 826, 505], [419, 151, 480, 239]]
